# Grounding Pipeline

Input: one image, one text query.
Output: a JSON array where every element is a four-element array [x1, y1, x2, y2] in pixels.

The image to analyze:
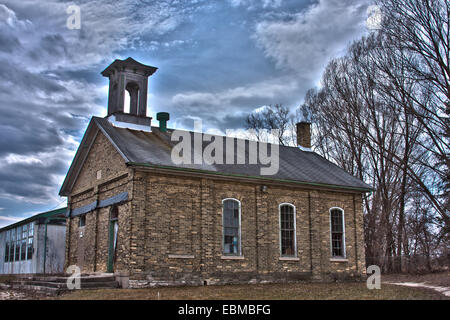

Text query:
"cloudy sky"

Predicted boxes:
[[0, 0, 372, 227]]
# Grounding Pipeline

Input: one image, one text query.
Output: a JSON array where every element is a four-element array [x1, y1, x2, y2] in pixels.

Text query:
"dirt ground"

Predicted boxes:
[[1, 272, 448, 300], [382, 271, 450, 287], [381, 271, 450, 297], [58, 282, 447, 300], [0, 289, 50, 300]]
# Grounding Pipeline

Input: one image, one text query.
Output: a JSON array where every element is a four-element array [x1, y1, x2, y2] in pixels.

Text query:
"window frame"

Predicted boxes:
[[279, 203, 297, 258], [27, 222, 34, 260], [15, 227, 21, 261], [329, 207, 346, 258], [221, 198, 242, 256], [10, 228, 16, 262], [20, 224, 27, 261], [4, 230, 10, 262]]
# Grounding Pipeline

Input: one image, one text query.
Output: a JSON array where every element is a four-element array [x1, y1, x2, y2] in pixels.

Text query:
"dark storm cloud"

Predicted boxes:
[[0, 120, 63, 157], [28, 34, 68, 60], [0, 58, 95, 159], [0, 60, 66, 93], [0, 157, 68, 201], [0, 31, 20, 52]]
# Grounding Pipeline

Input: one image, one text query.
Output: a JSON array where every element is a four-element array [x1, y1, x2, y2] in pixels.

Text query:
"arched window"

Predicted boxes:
[[279, 204, 297, 257], [330, 208, 346, 258], [222, 199, 241, 256]]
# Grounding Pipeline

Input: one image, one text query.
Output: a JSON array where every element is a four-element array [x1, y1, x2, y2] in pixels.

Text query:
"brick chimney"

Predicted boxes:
[[296, 122, 311, 150]]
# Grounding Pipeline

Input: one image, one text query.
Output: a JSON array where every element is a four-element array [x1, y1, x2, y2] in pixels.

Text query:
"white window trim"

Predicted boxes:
[[279, 203, 297, 258], [222, 198, 242, 256], [329, 207, 346, 259]]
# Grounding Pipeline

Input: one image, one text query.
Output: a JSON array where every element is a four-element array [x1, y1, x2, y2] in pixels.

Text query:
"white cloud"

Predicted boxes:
[[0, 215, 22, 228], [0, 1, 200, 70], [4, 154, 43, 165], [229, 0, 283, 9], [0, 215, 20, 222], [254, 0, 369, 75], [0, 4, 32, 29], [172, 76, 299, 111]]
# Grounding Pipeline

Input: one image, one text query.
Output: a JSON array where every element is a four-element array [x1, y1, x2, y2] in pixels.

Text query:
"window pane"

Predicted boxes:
[[223, 200, 240, 255], [22, 224, 28, 239], [110, 206, 119, 220], [28, 223, 34, 237], [15, 241, 20, 261], [332, 233, 343, 257], [20, 240, 26, 260], [27, 238, 33, 260], [9, 242, 15, 262], [79, 215, 86, 227], [224, 235, 239, 255], [331, 211, 343, 232], [5, 242, 9, 262]]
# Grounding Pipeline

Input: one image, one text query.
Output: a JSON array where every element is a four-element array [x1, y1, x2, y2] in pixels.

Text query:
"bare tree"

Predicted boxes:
[[376, 0, 449, 240], [302, 30, 446, 272], [245, 104, 296, 146], [247, 0, 448, 272]]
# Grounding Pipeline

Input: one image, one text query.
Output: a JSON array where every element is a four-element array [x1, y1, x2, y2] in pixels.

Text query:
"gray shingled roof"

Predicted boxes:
[[92, 117, 372, 192]]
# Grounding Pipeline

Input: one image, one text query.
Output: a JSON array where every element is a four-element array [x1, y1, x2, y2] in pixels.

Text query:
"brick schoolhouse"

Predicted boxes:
[[59, 58, 372, 288]]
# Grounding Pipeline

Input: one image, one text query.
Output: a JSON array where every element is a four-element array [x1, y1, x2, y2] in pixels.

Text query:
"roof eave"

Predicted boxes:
[[0, 207, 68, 233]]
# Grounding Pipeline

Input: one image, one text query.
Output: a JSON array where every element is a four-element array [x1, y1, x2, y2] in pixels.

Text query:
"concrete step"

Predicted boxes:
[[14, 280, 119, 289], [9, 273, 120, 295], [28, 275, 116, 283], [11, 283, 120, 295], [10, 283, 62, 295]]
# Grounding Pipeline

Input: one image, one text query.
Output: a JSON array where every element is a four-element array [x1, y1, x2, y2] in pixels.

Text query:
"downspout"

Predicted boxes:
[[43, 217, 66, 274]]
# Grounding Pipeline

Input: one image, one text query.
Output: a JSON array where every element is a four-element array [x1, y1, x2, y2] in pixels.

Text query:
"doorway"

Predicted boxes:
[[77, 214, 86, 271], [107, 206, 119, 273]]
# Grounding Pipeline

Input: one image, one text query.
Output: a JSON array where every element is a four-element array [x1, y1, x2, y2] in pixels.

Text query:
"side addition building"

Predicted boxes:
[[0, 208, 67, 275]]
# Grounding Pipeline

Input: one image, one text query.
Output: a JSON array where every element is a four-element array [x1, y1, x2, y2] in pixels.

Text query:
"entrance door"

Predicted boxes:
[[107, 206, 119, 273], [77, 215, 86, 271]]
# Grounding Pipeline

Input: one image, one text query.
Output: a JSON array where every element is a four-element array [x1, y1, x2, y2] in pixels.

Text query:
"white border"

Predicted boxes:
[[329, 207, 346, 258], [279, 203, 297, 258], [222, 198, 242, 256]]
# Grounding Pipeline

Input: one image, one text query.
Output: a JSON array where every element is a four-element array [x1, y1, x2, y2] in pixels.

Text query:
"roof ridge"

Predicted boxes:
[[150, 125, 306, 152]]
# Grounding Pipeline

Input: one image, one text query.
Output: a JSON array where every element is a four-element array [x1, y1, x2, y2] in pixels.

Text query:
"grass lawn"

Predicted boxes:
[[58, 282, 448, 300]]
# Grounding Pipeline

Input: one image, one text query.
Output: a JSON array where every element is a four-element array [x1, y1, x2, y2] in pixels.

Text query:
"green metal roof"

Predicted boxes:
[[0, 207, 67, 233]]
